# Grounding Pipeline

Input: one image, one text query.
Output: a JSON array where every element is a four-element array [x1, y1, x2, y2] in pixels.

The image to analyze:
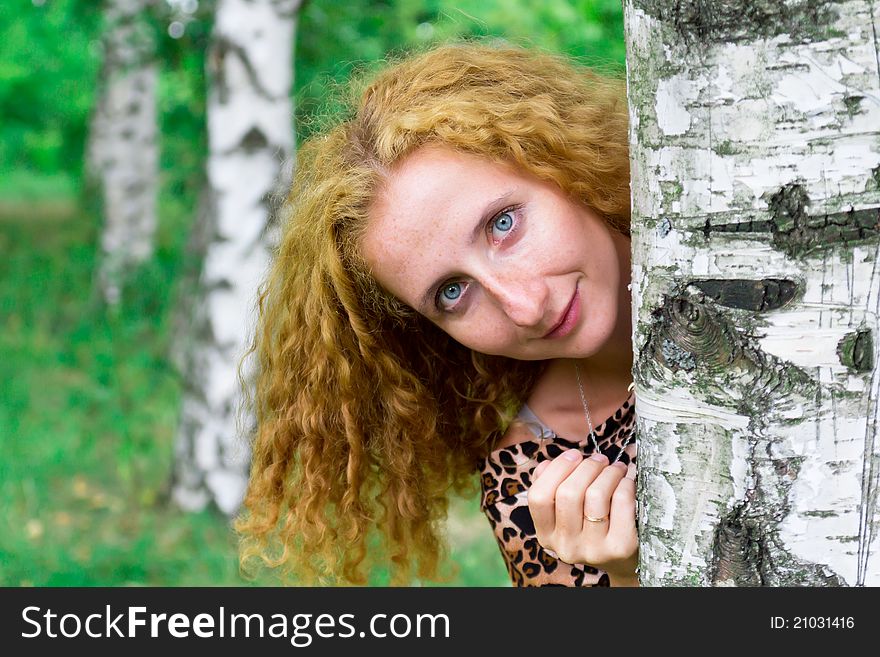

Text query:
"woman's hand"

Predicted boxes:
[[528, 449, 638, 586]]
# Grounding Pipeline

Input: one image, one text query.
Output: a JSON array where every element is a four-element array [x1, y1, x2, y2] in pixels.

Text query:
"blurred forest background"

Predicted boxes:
[[0, 0, 625, 586]]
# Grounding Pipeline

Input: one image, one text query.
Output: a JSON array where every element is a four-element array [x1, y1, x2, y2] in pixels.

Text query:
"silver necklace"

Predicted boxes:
[[574, 362, 599, 453], [574, 362, 632, 464]]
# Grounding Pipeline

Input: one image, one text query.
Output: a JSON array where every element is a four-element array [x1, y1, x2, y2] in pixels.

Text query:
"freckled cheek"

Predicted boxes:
[[447, 319, 513, 355], [580, 287, 621, 346]]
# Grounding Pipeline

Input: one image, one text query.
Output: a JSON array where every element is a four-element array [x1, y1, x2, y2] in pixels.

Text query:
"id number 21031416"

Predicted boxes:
[[770, 617, 854, 630]]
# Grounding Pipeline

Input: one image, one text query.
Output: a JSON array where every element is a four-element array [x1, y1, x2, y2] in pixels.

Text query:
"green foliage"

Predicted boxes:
[[295, 0, 625, 142], [0, 1, 101, 183]]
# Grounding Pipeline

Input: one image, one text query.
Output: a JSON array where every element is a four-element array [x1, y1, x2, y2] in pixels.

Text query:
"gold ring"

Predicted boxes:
[[585, 514, 608, 523]]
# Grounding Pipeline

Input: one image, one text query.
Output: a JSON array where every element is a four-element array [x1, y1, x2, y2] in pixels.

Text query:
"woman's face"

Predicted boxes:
[[361, 145, 629, 361]]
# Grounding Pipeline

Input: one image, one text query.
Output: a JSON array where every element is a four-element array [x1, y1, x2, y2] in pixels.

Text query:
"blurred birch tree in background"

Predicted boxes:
[[171, 0, 302, 515], [88, 0, 160, 306]]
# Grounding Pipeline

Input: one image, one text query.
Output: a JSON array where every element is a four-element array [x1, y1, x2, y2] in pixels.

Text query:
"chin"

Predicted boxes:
[[568, 333, 611, 360]]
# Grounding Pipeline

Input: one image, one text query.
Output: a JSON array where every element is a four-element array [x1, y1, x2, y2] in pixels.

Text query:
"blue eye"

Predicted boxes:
[[492, 211, 514, 239], [435, 280, 467, 311], [441, 282, 462, 301]]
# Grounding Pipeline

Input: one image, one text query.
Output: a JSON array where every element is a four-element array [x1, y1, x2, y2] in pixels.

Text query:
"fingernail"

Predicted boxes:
[[626, 463, 637, 480], [612, 461, 627, 470], [588, 453, 608, 463], [563, 449, 582, 462]]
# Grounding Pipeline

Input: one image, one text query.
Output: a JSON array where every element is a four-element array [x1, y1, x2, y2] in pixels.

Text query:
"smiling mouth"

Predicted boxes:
[[543, 287, 580, 339]]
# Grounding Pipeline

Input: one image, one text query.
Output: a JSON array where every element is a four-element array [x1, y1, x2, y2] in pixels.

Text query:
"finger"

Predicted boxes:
[[531, 459, 551, 482], [607, 466, 637, 545], [527, 449, 584, 537], [583, 461, 627, 523], [554, 453, 610, 535]]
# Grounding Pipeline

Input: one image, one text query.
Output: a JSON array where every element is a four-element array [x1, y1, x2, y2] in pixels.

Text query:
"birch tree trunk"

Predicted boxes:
[[171, 0, 300, 515], [89, 0, 158, 306], [625, 0, 880, 585]]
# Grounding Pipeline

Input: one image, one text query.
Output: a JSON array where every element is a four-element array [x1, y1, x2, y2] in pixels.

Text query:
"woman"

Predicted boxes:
[[236, 41, 637, 587]]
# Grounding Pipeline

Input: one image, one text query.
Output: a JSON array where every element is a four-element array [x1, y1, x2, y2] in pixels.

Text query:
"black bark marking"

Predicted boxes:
[[702, 217, 773, 236], [240, 126, 269, 153], [640, 288, 817, 410], [647, 293, 739, 375], [843, 94, 865, 117], [837, 330, 873, 372], [688, 278, 798, 311], [211, 35, 279, 105], [710, 504, 764, 586], [768, 182, 811, 233], [768, 184, 880, 256], [709, 501, 846, 586], [632, 0, 840, 44], [703, 183, 880, 257]]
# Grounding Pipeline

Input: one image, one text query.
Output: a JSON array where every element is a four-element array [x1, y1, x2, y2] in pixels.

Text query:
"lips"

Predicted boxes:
[[543, 287, 580, 339]]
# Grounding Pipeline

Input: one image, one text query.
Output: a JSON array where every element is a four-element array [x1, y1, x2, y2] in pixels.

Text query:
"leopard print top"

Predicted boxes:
[[478, 391, 636, 587]]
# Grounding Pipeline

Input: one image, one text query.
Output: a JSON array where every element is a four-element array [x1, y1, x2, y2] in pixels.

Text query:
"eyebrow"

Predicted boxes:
[[416, 191, 514, 316]]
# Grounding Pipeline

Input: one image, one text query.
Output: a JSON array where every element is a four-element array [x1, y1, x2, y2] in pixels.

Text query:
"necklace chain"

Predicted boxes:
[[574, 362, 632, 464], [574, 362, 599, 453]]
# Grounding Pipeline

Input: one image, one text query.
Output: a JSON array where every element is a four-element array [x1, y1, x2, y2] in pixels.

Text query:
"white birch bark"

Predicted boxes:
[[89, 0, 159, 306], [624, 0, 880, 585], [172, 0, 300, 515]]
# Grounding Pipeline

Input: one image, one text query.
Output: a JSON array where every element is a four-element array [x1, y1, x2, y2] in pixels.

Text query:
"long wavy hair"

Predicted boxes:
[[235, 42, 631, 584]]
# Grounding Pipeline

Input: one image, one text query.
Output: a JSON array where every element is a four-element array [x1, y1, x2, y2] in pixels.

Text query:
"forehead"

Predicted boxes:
[[375, 146, 516, 216]]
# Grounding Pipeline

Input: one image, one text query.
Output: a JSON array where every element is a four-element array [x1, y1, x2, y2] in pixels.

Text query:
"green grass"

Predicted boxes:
[[0, 169, 76, 201], [0, 193, 510, 587], [0, 200, 244, 586], [0, 170, 79, 219]]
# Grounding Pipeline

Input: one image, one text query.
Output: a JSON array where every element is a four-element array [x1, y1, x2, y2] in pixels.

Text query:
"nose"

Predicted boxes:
[[481, 271, 548, 328]]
